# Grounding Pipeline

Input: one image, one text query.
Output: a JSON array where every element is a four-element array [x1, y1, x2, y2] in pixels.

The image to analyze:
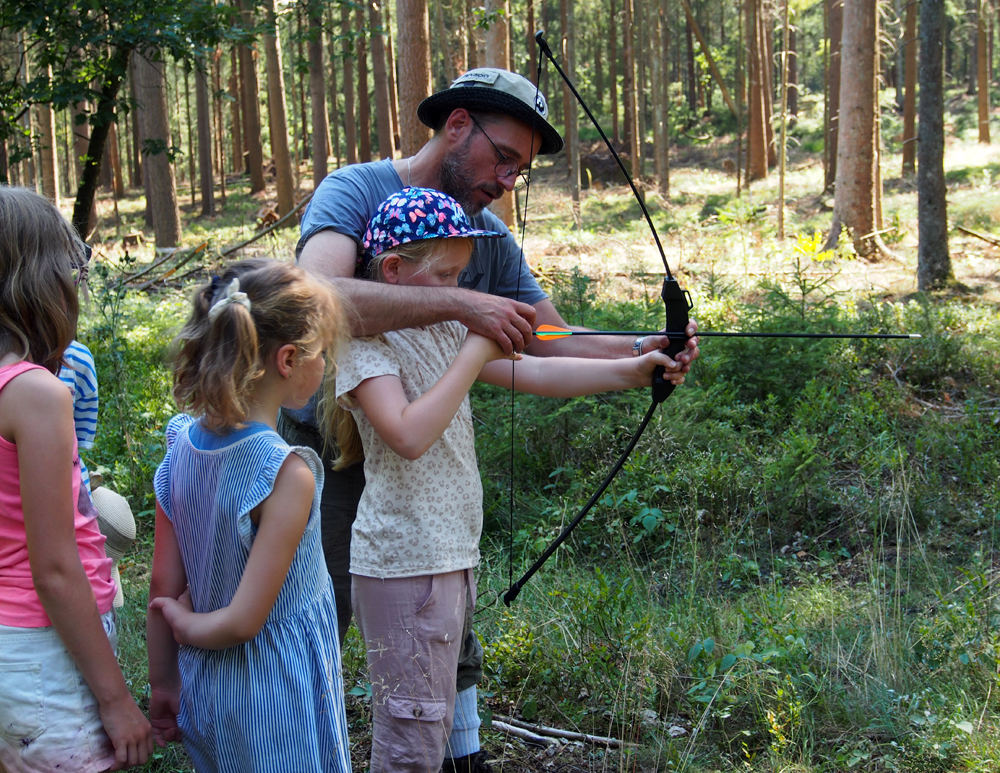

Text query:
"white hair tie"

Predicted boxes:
[[208, 278, 252, 321]]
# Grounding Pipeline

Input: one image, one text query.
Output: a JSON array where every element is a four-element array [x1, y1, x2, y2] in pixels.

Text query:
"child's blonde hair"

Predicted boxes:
[[0, 187, 84, 374], [173, 258, 347, 430], [326, 237, 472, 469]]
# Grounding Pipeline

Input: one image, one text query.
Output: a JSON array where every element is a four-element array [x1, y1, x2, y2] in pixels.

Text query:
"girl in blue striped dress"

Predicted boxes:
[[146, 259, 353, 773]]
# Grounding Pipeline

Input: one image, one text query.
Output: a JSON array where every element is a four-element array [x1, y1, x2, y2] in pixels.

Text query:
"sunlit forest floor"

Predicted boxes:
[[67, 100, 1000, 772]]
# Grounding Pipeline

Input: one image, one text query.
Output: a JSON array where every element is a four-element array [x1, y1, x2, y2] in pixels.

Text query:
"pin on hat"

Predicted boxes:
[[91, 485, 136, 609], [417, 68, 564, 156], [361, 187, 505, 267]]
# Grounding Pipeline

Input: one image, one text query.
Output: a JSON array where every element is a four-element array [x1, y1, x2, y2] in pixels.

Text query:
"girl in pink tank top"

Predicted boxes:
[[0, 188, 152, 772]]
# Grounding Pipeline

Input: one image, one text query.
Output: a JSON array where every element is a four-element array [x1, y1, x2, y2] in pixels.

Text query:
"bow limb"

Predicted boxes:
[[503, 33, 692, 606]]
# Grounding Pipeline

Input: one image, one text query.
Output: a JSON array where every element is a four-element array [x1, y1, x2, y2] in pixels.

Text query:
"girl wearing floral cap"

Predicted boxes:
[[327, 187, 677, 773]]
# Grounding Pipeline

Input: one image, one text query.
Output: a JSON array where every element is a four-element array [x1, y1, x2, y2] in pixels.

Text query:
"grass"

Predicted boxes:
[[68, 85, 1000, 772]]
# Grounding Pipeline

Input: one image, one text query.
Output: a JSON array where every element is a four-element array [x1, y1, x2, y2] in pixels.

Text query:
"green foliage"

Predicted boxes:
[[0, 0, 233, 188]]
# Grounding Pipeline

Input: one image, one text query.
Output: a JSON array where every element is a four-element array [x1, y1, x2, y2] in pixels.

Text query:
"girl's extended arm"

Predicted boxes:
[[148, 453, 314, 650], [349, 334, 512, 460], [12, 371, 153, 769], [146, 504, 187, 746], [477, 342, 677, 396]]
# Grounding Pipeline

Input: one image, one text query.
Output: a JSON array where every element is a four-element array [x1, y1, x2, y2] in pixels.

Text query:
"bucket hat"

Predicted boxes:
[[418, 68, 563, 155], [91, 485, 136, 609], [361, 187, 505, 266]]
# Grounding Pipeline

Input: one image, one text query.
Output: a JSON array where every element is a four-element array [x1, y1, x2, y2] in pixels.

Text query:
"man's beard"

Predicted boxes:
[[439, 136, 504, 217]]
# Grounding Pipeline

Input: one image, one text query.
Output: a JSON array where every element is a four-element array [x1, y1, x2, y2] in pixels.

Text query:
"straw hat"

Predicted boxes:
[[90, 486, 136, 608]]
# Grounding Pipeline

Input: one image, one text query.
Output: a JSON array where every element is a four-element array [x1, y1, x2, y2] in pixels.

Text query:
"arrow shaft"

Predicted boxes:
[[535, 330, 920, 340]]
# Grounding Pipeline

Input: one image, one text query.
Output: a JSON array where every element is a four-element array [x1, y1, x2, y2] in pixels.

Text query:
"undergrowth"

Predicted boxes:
[[81, 197, 999, 773]]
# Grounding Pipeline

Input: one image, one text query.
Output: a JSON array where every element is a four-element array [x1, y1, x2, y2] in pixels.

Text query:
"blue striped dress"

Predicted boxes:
[[154, 415, 352, 773]]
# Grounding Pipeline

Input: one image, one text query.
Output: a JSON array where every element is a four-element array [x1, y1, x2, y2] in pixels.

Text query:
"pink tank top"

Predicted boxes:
[[0, 361, 115, 627]]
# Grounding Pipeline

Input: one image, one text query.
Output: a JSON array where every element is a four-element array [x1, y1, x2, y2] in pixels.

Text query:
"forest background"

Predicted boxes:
[[2, 0, 1000, 771]]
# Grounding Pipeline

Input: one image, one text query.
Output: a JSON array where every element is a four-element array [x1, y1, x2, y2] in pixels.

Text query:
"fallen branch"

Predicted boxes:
[[135, 242, 208, 291], [493, 715, 633, 748], [219, 191, 314, 259], [490, 720, 559, 747], [956, 224, 1000, 247]]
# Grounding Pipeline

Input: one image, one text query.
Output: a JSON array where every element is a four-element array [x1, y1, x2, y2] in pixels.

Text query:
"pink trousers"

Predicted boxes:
[[353, 569, 475, 773]]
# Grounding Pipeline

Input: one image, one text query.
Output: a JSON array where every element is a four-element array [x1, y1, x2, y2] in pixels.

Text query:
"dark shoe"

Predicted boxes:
[[441, 751, 494, 773]]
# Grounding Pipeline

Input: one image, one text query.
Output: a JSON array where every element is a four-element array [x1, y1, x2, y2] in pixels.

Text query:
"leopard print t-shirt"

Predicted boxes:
[[335, 321, 482, 579]]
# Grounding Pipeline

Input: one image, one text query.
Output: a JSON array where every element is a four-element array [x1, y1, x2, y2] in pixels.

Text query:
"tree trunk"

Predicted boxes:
[[107, 119, 125, 200], [370, 0, 395, 160], [398, 0, 433, 157], [357, 8, 372, 163], [825, 0, 880, 257], [610, 0, 619, 144], [485, 0, 515, 227], [133, 50, 181, 248], [212, 50, 227, 205], [561, 0, 581, 225], [262, 0, 296, 218], [746, 0, 767, 181], [342, 3, 359, 165], [229, 48, 242, 175], [196, 58, 215, 216], [38, 65, 59, 207], [184, 67, 196, 208], [237, 0, 266, 193], [788, 26, 798, 122], [778, 0, 790, 238], [979, 0, 991, 142], [685, 18, 697, 114], [623, 0, 640, 178], [826, 0, 842, 190], [436, 0, 456, 85], [383, 2, 401, 151], [918, 0, 951, 289], [656, 0, 670, 198], [327, 15, 342, 167], [902, 0, 917, 175], [310, 9, 331, 187]]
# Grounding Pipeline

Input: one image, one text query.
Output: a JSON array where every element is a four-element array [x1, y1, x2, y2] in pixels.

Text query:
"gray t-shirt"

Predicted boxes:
[[293, 159, 548, 428], [298, 159, 548, 303]]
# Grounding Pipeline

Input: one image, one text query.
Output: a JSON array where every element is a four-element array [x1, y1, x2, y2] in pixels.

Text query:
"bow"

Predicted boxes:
[[503, 32, 692, 606]]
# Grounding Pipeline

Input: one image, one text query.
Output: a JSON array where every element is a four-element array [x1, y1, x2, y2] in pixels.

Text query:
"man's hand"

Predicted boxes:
[[457, 293, 537, 356]]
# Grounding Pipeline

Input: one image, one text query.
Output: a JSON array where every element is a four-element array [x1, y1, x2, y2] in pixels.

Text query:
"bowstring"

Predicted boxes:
[[478, 51, 547, 620]]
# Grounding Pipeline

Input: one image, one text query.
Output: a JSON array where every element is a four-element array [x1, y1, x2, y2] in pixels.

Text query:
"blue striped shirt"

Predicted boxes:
[[58, 340, 98, 493]]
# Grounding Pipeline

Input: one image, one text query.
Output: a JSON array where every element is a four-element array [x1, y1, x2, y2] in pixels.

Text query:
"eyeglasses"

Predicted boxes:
[[469, 115, 530, 192]]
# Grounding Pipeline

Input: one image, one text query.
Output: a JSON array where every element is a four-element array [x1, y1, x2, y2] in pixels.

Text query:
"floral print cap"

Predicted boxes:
[[361, 187, 505, 265]]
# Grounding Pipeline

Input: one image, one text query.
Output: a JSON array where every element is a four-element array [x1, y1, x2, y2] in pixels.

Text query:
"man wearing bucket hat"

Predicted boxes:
[[288, 67, 700, 773]]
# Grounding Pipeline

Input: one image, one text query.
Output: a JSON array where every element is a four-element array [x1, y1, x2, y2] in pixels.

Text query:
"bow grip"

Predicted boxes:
[[652, 278, 693, 405]]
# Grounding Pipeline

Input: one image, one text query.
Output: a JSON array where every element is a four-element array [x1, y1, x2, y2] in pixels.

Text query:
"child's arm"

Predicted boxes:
[[148, 453, 314, 650], [348, 333, 513, 460], [13, 372, 153, 769], [477, 343, 677, 396], [146, 504, 186, 746]]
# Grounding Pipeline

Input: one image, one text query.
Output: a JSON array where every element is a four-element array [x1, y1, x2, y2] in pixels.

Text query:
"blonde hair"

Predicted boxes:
[[173, 258, 347, 431], [0, 187, 84, 374], [327, 236, 472, 469]]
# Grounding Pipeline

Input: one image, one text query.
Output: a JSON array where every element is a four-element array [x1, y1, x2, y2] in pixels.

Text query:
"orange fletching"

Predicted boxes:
[[534, 325, 573, 338]]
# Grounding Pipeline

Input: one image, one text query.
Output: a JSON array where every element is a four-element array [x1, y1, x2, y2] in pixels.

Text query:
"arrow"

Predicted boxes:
[[533, 324, 921, 341]]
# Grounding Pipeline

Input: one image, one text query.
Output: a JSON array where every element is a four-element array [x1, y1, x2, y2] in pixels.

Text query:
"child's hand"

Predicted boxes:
[[98, 691, 154, 769], [636, 350, 685, 387], [464, 331, 522, 364], [149, 687, 182, 747], [149, 589, 195, 645]]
